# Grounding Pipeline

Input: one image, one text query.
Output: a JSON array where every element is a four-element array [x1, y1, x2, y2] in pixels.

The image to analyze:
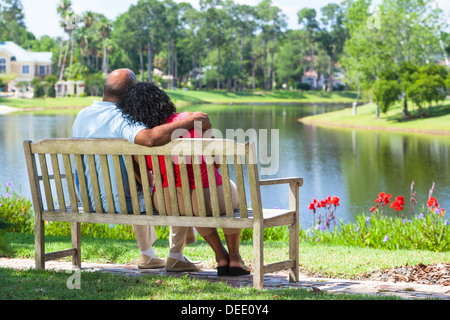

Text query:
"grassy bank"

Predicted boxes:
[[299, 101, 450, 134], [0, 90, 357, 110], [3, 232, 449, 300], [166, 89, 357, 105], [5, 232, 450, 280]]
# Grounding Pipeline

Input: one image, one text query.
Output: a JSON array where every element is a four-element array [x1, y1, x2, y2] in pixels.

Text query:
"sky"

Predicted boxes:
[[21, 0, 450, 39]]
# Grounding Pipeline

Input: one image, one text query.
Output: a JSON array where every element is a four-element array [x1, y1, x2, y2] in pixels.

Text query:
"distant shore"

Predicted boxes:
[[298, 101, 450, 136], [0, 90, 357, 111]]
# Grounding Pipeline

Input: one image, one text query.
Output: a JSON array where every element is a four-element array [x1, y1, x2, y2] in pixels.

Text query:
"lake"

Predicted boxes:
[[0, 103, 449, 230]]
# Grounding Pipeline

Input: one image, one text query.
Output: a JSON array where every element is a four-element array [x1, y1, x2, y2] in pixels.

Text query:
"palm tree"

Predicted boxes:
[[98, 17, 112, 74], [57, 0, 77, 80]]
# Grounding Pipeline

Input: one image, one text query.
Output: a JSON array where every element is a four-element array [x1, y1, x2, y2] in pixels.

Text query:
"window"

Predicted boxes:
[[0, 58, 6, 74], [22, 65, 30, 75], [39, 65, 46, 75]]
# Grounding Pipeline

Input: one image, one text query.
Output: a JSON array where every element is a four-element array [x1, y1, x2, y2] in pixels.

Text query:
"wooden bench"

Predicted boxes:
[[23, 138, 303, 289]]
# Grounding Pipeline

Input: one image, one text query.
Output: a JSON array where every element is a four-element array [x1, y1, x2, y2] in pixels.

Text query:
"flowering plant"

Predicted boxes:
[[308, 196, 340, 231]]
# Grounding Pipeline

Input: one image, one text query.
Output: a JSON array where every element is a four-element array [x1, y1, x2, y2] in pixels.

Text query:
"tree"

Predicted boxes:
[[45, 75, 58, 97], [275, 30, 308, 88], [97, 16, 112, 74], [57, 0, 79, 80], [200, 0, 232, 90], [0, 0, 35, 46], [406, 64, 448, 116], [316, 3, 348, 91], [297, 8, 319, 72], [373, 77, 401, 115]]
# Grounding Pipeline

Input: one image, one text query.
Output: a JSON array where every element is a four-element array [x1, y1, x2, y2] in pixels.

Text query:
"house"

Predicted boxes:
[[0, 41, 53, 92], [301, 70, 326, 89]]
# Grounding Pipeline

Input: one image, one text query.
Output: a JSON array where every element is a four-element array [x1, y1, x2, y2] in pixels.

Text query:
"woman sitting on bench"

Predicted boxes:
[[117, 82, 250, 276]]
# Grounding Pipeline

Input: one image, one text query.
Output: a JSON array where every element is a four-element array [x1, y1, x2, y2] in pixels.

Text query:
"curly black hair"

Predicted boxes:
[[117, 82, 176, 129]]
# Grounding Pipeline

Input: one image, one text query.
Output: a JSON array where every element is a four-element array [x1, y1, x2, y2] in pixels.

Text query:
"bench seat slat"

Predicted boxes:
[[137, 155, 154, 215], [178, 156, 193, 216], [87, 155, 103, 213], [99, 155, 115, 214], [43, 208, 295, 229], [50, 154, 66, 213], [62, 154, 78, 213]]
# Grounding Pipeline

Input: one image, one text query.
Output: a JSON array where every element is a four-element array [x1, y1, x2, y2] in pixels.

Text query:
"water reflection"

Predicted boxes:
[[0, 104, 448, 230]]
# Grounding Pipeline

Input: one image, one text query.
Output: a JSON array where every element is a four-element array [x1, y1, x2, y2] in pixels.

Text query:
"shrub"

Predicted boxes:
[[0, 183, 34, 234], [306, 183, 449, 252], [46, 84, 56, 98]]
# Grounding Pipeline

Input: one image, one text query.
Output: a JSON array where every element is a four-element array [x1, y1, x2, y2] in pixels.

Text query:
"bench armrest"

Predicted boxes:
[[259, 177, 303, 187]]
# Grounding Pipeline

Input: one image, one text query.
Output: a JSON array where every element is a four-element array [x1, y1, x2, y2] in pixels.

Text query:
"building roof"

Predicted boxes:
[[0, 41, 52, 63]]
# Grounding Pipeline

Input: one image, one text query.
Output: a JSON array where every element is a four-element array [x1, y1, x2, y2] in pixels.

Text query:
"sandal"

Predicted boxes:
[[229, 266, 251, 276]]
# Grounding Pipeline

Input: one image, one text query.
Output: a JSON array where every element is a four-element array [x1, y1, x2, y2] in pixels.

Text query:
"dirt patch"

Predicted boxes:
[[368, 263, 450, 286]]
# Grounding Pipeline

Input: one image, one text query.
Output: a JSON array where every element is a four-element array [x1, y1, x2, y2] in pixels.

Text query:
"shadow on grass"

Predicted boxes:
[[386, 103, 450, 123]]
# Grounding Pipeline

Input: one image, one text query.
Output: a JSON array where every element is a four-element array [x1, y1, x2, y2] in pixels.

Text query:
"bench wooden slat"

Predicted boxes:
[[74, 154, 90, 213], [125, 155, 141, 215], [99, 155, 115, 214], [247, 142, 262, 219], [87, 155, 103, 213], [164, 155, 180, 216], [137, 155, 154, 215], [151, 155, 166, 216], [205, 158, 220, 218], [192, 156, 206, 217], [112, 155, 128, 214], [50, 154, 66, 213], [31, 138, 247, 156], [219, 158, 234, 218], [178, 155, 193, 216], [62, 154, 78, 213], [234, 155, 247, 218], [38, 154, 54, 212]]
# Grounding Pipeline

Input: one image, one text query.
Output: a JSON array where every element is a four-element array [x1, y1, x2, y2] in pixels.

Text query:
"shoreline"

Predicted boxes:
[[0, 105, 21, 115], [298, 118, 450, 136]]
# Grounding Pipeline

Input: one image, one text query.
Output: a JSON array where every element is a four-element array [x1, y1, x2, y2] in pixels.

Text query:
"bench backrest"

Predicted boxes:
[[23, 138, 263, 221]]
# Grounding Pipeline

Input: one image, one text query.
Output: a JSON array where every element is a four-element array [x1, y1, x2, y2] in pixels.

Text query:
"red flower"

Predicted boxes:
[[309, 198, 318, 212], [390, 196, 405, 212], [319, 199, 327, 208], [375, 192, 391, 206], [330, 196, 340, 206], [370, 207, 376, 212], [427, 197, 439, 208]]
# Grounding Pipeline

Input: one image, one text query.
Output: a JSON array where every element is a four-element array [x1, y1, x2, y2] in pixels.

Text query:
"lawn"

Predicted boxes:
[[0, 90, 358, 110], [299, 101, 450, 134], [2, 232, 449, 300]]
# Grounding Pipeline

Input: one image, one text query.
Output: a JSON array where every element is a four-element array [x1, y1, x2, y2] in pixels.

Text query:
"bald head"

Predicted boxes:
[[103, 69, 137, 102]]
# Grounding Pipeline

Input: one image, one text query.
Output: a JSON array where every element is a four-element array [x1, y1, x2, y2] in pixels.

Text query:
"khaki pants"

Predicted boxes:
[[153, 181, 240, 244], [132, 224, 196, 254]]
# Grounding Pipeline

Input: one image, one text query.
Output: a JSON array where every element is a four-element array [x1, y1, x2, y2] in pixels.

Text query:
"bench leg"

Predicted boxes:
[[289, 182, 299, 282], [253, 222, 264, 289], [35, 218, 45, 269], [289, 222, 299, 282], [71, 222, 81, 269]]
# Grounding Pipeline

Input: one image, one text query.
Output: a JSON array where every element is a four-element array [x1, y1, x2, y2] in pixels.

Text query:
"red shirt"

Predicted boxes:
[[146, 112, 223, 189]]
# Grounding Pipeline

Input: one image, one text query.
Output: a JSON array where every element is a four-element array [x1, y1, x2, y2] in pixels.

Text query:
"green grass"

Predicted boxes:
[[7, 232, 450, 279], [299, 101, 450, 134], [0, 90, 357, 110], [0, 267, 401, 301], [2, 232, 449, 300], [0, 96, 100, 109], [166, 89, 358, 105], [0, 233, 418, 300]]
